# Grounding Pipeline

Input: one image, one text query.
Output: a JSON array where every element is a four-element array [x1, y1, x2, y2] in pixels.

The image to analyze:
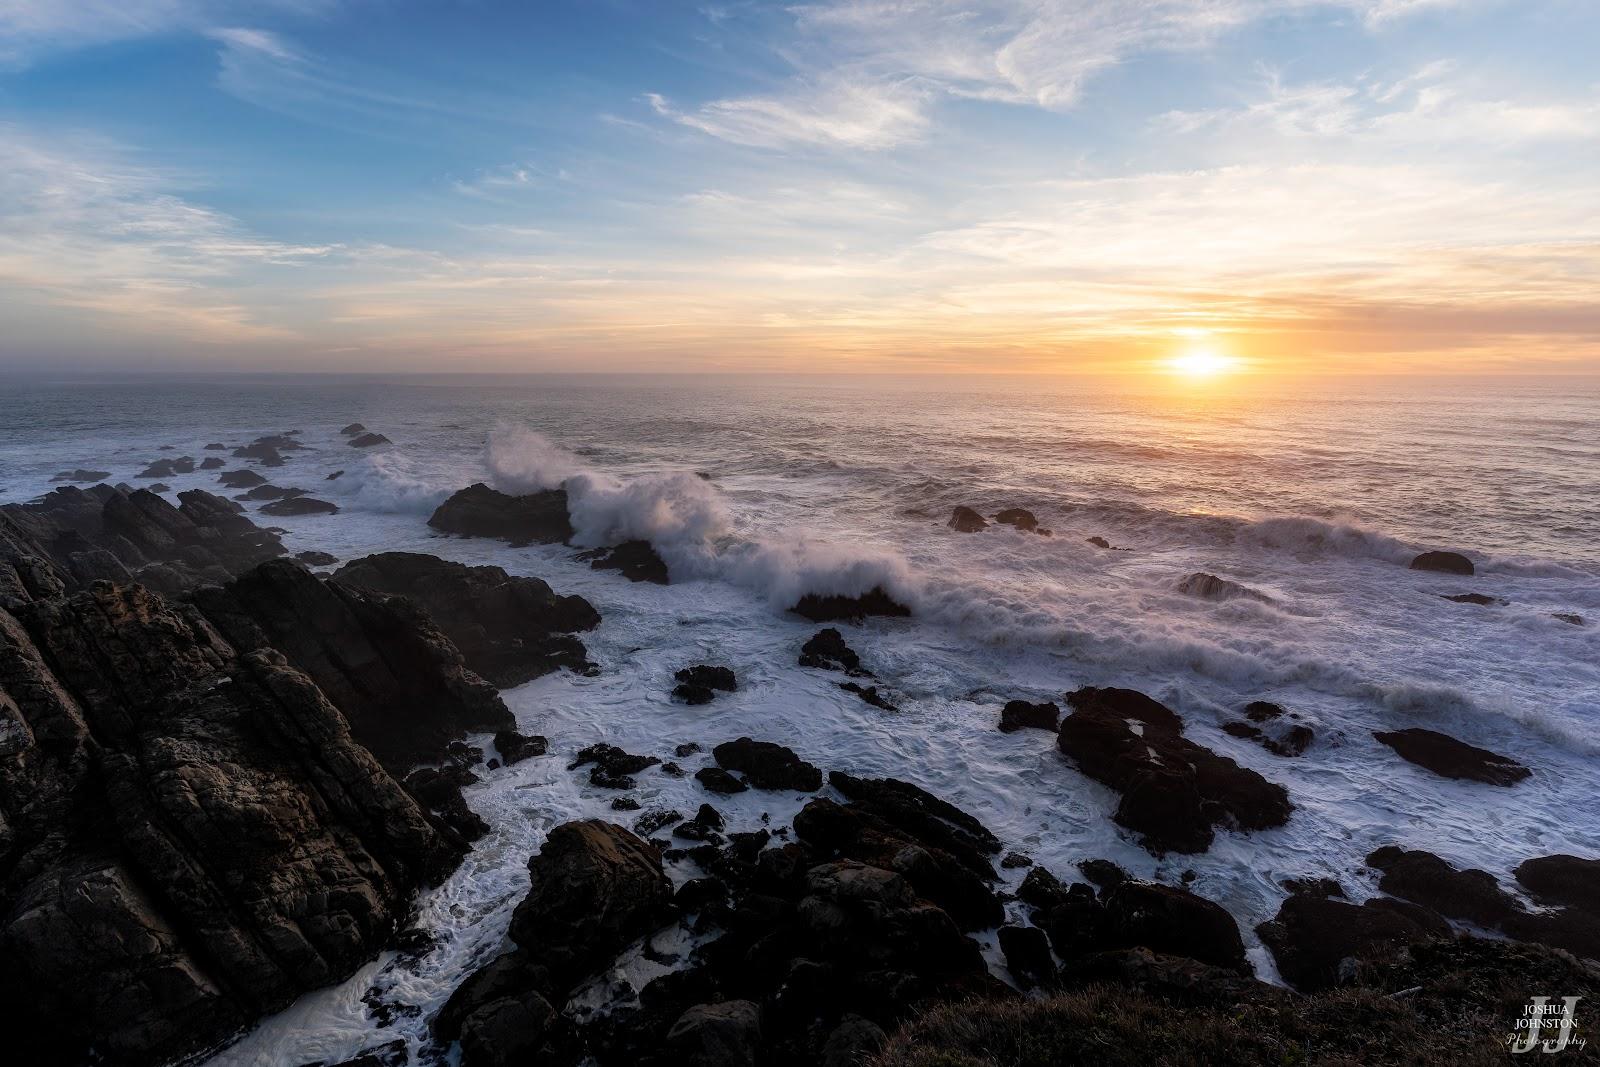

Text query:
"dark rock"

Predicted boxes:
[[1244, 701, 1284, 721], [1099, 881, 1248, 972], [191, 558, 512, 771], [1410, 550, 1474, 575], [295, 550, 339, 567], [340, 423, 366, 435], [993, 508, 1040, 532], [1257, 893, 1450, 991], [1515, 854, 1600, 912], [1001, 852, 1033, 869], [333, 552, 599, 687], [507, 821, 673, 994], [713, 738, 823, 792], [948, 506, 988, 532], [428, 483, 573, 545], [136, 456, 195, 478], [675, 664, 737, 705], [1442, 592, 1504, 606], [0, 582, 460, 1066], [231, 440, 285, 465], [820, 1014, 888, 1067], [799, 627, 866, 674], [998, 925, 1056, 989], [1282, 877, 1344, 898], [1077, 859, 1128, 892], [999, 699, 1058, 733], [570, 744, 660, 790], [217, 469, 268, 489], [1372, 727, 1529, 785], [323, 1037, 408, 1067], [696, 766, 749, 795], [1365, 847, 1520, 926], [260, 496, 338, 516], [791, 587, 910, 623], [243, 484, 306, 500], [494, 729, 547, 765], [1058, 687, 1292, 854], [348, 433, 391, 448], [587, 539, 669, 584], [636, 809, 686, 836], [51, 469, 111, 482], [147, 483, 171, 493], [459, 990, 557, 1067], [405, 764, 489, 841], [841, 681, 897, 711], [1175, 571, 1270, 603], [326, 469, 344, 480], [1086, 536, 1112, 549], [1554, 612, 1585, 625], [204, 443, 228, 450], [199, 457, 225, 470], [612, 797, 641, 811], [666, 1000, 762, 1067], [676, 742, 702, 758]]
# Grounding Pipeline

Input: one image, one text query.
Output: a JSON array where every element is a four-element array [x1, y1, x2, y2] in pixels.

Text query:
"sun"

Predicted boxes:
[[1167, 345, 1237, 378]]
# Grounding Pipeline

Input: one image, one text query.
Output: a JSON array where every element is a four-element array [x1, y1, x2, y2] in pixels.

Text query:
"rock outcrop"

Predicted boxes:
[[1057, 687, 1292, 854], [1410, 550, 1474, 575], [791, 587, 911, 623], [1372, 727, 1530, 785], [333, 552, 599, 687], [948, 507, 987, 532], [428, 483, 574, 545], [674, 665, 737, 705], [585, 540, 669, 584], [0, 581, 461, 1066]]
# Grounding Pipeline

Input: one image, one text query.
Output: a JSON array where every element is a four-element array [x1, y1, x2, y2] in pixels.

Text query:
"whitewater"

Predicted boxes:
[[1, 373, 1596, 1065]]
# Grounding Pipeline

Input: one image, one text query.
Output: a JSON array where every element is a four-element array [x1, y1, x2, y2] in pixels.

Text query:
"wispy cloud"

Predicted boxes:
[[0, 0, 332, 65], [647, 77, 930, 150]]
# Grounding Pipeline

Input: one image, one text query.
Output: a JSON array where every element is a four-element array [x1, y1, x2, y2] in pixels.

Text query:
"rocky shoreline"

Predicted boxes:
[[2, 462, 1594, 1066]]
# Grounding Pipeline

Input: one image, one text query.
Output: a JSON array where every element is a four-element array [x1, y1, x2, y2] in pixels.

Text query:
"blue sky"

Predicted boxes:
[[1, 0, 1597, 373]]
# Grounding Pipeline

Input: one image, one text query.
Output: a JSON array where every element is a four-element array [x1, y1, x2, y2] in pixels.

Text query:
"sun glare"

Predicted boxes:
[[1168, 346, 1237, 378]]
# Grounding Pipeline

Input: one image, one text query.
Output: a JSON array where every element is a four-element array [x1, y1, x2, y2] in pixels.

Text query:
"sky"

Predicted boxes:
[[0, 0, 1597, 375]]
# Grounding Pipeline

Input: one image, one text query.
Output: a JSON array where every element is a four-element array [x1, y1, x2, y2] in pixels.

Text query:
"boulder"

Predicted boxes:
[[295, 550, 339, 567], [1514, 854, 1600, 912], [696, 767, 748, 795], [428, 483, 573, 545], [570, 743, 660, 789], [1257, 892, 1450, 992], [242, 484, 305, 500], [199, 457, 225, 470], [948, 507, 987, 532], [348, 432, 391, 448], [507, 821, 673, 994], [799, 628, 866, 674], [998, 700, 1059, 733], [586, 539, 669, 584], [1058, 687, 1292, 854], [458, 991, 557, 1067], [997, 925, 1056, 989], [340, 423, 366, 435], [1365, 847, 1520, 926], [1442, 592, 1503, 606], [791, 587, 910, 623], [1099, 882, 1248, 972], [1410, 550, 1474, 575], [217, 469, 268, 489], [1175, 572, 1270, 603], [713, 738, 823, 792], [51, 469, 111, 483], [840, 681, 898, 711], [993, 508, 1041, 533], [494, 729, 547, 765], [1372, 727, 1529, 785], [666, 1000, 762, 1067], [675, 664, 738, 705], [260, 496, 338, 516], [333, 552, 598, 686]]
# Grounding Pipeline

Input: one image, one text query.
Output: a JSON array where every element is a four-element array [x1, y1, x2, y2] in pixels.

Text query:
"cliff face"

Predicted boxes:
[[0, 559, 471, 1064]]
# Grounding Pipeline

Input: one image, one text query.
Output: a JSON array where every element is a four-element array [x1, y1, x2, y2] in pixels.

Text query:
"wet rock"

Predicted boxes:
[[507, 821, 673, 994], [713, 738, 823, 792], [405, 763, 490, 841], [993, 508, 1041, 532], [1282, 876, 1344, 898], [204, 443, 228, 451], [1058, 687, 1292, 854], [326, 469, 344, 480], [147, 483, 171, 493], [260, 496, 338, 516], [217, 469, 268, 489], [666, 1000, 762, 1067], [0, 582, 461, 1066], [998, 925, 1056, 989], [612, 797, 641, 811], [295, 550, 338, 567], [1441, 592, 1504, 606], [348, 432, 391, 448], [243, 484, 306, 500], [791, 587, 911, 623], [334, 552, 599, 687], [51, 469, 111, 483], [323, 1037, 409, 1067], [840, 681, 898, 711], [676, 742, 703, 758], [570, 743, 660, 789], [948, 506, 988, 532], [637, 809, 686, 836], [1372, 727, 1530, 785], [1086, 535, 1112, 549], [1077, 859, 1129, 893], [1515, 854, 1600, 912], [459, 991, 558, 1067], [675, 664, 738, 705], [1175, 571, 1270, 603], [191, 558, 512, 770], [586, 539, 669, 584], [696, 767, 748, 795], [200, 457, 225, 470], [1366, 847, 1520, 927], [231, 439, 285, 464], [136, 456, 195, 478], [998, 699, 1058, 733], [1257, 892, 1450, 992], [799, 627, 866, 674], [1001, 852, 1033, 869], [1554, 612, 1584, 626], [1410, 550, 1474, 575], [340, 423, 366, 436], [428, 483, 573, 545], [494, 729, 547, 765], [1100, 881, 1248, 972], [1223, 716, 1313, 757]]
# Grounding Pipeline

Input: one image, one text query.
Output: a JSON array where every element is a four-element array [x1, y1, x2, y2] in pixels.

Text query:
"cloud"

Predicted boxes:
[[0, 0, 331, 65], [647, 76, 930, 149]]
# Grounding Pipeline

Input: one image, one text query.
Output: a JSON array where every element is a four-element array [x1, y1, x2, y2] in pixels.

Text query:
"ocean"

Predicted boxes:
[[2, 372, 1597, 1065]]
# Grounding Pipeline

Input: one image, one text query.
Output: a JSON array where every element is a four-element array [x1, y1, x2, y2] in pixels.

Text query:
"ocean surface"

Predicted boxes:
[[2, 373, 1597, 1066]]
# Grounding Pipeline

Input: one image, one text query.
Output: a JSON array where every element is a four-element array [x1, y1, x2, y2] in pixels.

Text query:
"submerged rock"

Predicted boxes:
[[51, 468, 111, 482], [1372, 727, 1529, 785], [1176, 571, 1270, 603], [791, 586, 911, 623], [334, 552, 598, 687], [340, 423, 366, 435], [1441, 592, 1504, 606], [674, 664, 737, 704], [1057, 687, 1292, 854], [1410, 550, 1474, 575], [428, 482, 573, 545], [348, 432, 391, 448], [841, 681, 898, 711]]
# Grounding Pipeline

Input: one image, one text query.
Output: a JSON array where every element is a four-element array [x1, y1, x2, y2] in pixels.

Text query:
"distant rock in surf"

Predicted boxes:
[[999, 699, 1059, 733], [798, 627, 867, 674], [334, 551, 599, 687], [1554, 612, 1584, 626], [199, 456, 224, 469], [584, 539, 668, 584], [1410, 550, 1474, 575], [494, 728, 547, 765], [1372, 727, 1529, 786], [568, 743, 660, 790], [948, 505, 987, 532], [712, 737, 823, 792], [295, 550, 338, 566], [841, 681, 898, 711], [348, 432, 391, 448], [244, 484, 307, 500], [1176, 572, 1271, 603], [674, 664, 737, 704], [137, 455, 194, 478], [994, 508, 1050, 535], [429, 482, 574, 545], [260, 496, 338, 516], [1058, 687, 1292, 854], [51, 468, 110, 483], [217, 468, 268, 489], [1223, 700, 1313, 757], [1441, 592, 1503, 606], [340, 423, 366, 435], [1087, 535, 1112, 548], [203, 442, 227, 450], [790, 585, 910, 623]]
